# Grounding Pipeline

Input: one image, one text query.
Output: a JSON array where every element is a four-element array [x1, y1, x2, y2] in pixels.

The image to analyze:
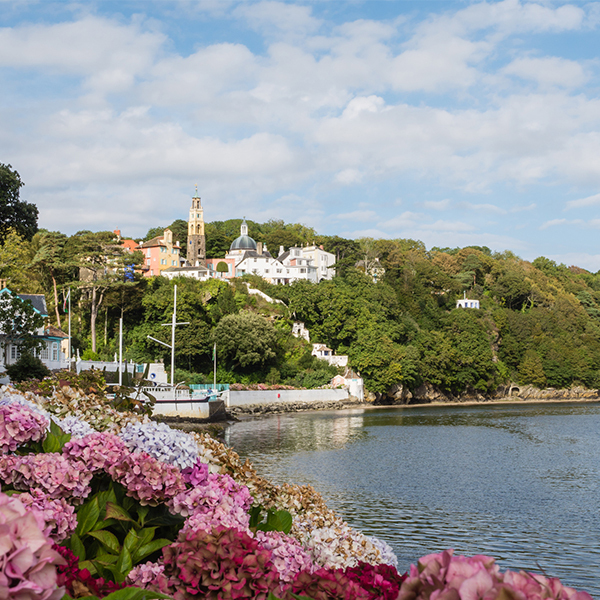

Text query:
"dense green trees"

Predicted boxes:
[[0, 163, 38, 243]]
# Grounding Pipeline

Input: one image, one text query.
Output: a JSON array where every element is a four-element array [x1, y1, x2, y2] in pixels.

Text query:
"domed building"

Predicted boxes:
[[225, 219, 272, 260], [227, 219, 258, 256]]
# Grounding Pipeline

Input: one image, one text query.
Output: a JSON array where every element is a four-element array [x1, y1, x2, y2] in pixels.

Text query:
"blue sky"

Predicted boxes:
[[2, 0, 600, 268]]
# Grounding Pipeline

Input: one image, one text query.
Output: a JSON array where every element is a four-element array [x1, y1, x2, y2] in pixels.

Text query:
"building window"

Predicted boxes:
[[161, 259, 167, 265], [40, 344, 49, 360], [277, 269, 282, 273], [52, 343, 58, 362], [265, 269, 269, 273], [172, 260, 176, 266], [10, 345, 20, 360], [254, 258, 257, 262], [300, 268, 306, 273], [161, 247, 166, 253]]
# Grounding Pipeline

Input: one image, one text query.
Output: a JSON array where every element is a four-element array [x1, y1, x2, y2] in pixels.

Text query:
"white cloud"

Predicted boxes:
[[233, 1, 321, 38], [503, 56, 587, 88], [424, 199, 452, 210], [342, 95, 385, 120], [459, 202, 506, 214], [566, 193, 600, 209], [335, 169, 363, 185], [334, 210, 378, 222], [539, 218, 583, 230]]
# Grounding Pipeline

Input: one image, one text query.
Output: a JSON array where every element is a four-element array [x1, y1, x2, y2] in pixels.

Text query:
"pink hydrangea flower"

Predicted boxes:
[[0, 454, 92, 502], [62, 432, 128, 471], [0, 403, 48, 453], [398, 550, 593, 600], [0, 490, 65, 600], [108, 451, 187, 506], [17, 489, 77, 543], [169, 472, 253, 534], [255, 531, 314, 583]]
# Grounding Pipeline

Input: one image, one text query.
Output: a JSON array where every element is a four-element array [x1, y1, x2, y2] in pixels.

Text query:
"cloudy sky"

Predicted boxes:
[[2, 0, 600, 268]]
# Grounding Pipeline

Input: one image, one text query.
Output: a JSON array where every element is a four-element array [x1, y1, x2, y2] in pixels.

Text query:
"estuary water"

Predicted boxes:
[[224, 402, 600, 597]]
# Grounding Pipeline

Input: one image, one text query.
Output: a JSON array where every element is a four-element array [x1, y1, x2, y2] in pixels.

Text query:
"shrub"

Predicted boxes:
[[5, 351, 50, 382]]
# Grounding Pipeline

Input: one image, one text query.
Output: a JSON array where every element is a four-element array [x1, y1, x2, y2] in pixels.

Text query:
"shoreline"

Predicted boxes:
[[226, 393, 600, 420]]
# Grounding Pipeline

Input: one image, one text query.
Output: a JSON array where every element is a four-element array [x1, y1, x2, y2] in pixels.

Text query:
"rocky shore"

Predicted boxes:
[[227, 397, 368, 417], [375, 383, 600, 405]]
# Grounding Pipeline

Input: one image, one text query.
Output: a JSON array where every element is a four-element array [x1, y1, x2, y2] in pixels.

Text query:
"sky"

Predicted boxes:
[[2, 0, 600, 269]]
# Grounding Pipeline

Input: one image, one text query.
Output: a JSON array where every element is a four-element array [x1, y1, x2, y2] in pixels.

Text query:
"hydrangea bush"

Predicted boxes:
[[0, 384, 594, 600]]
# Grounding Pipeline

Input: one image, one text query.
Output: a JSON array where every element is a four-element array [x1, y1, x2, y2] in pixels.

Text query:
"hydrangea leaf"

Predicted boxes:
[[88, 530, 121, 554], [76, 497, 100, 537]]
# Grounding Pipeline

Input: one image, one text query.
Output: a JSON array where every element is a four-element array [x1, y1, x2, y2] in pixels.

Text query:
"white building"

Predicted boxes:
[[312, 343, 348, 368], [0, 289, 68, 372], [456, 293, 480, 309], [215, 220, 336, 285]]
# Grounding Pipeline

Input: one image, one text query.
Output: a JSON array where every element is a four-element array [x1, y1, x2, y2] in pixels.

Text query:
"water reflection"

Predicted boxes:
[[227, 403, 600, 597]]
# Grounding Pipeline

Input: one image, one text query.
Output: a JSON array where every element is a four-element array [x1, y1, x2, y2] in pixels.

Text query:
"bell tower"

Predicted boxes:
[[187, 186, 206, 266]]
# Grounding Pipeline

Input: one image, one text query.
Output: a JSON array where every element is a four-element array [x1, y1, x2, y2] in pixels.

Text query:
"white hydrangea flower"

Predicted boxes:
[[119, 421, 200, 470], [53, 415, 95, 438]]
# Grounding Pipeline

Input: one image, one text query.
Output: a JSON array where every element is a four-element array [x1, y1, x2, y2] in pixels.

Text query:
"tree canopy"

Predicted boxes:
[[0, 164, 38, 243]]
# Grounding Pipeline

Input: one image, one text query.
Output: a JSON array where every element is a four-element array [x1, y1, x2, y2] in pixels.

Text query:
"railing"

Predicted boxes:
[[189, 384, 230, 392]]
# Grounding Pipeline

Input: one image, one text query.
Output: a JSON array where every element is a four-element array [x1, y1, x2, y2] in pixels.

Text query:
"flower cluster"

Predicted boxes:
[[0, 402, 49, 453], [53, 544, 125, 598], [0, 453, 93, 501], [119, 421, 201, 470], [254, 531, 314, 583], [108, 451, 187, 506], [290, 567, 370, 600], [62, 431, 128, 471], [171, 472, 253, 533], [17, 489, 77, 543], [397, 550, 593, 600], [52, 415, 94, 438], [344, 562, 407, 600], [163, 525, 280, 600], [0, 491, 65, 600]]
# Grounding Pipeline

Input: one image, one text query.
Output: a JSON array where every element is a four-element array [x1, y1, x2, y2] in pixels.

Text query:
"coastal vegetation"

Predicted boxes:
[[3, 212, 600, 397]]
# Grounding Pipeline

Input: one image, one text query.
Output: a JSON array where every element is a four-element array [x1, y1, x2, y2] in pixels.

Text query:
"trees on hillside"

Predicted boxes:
[[0, 163, 38, 243]]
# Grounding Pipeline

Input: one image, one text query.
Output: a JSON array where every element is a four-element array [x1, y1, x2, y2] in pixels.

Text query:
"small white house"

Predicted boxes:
[[312, 343, 348, 368], [456, 294, 480, 309], [0, 288, 68, 372]]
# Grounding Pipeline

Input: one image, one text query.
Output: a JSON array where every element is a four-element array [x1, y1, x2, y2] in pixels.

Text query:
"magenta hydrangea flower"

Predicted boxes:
[[163, 526, 280, 600], [0, 403, 49, 453], [0, 454, 92, 502], [108, 451, 187, 506], [62, 431, 128, 471], [17, 489, 77, 543], [0, 490, 65, 600], [181, 460, 209, 487]]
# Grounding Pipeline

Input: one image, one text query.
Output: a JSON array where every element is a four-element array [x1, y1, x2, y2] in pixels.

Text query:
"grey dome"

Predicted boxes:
[[230, 235, 257, 251]]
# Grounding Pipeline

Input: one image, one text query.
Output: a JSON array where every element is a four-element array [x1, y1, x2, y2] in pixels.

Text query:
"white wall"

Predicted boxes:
[[227, 388, 349, 406]]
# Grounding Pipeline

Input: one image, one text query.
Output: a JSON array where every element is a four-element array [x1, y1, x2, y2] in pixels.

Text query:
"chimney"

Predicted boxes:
[[257, 242, 263, 255], [320, 245, 324, 250], [279, 245, 285, 256]]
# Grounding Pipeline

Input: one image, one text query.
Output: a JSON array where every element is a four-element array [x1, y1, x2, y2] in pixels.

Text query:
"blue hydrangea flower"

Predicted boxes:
[[118, 421, 200, 470], [366, 535, 398, 568]]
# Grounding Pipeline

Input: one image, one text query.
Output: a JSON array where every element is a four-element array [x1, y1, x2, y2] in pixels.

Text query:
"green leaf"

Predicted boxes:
[[42, 431, 61, 453], [99, 587, 172, 600], [136, 526, 157, 548], [136, 504, 150, 526], [76, 497, 100, 537], [133, 538, 171, 563], [123, 528, 140, 555], [105, 501, 136, 524], [114, 545, 132, 583], [249, 505, 263, 528], [78, 560, 97, 576], [88, 530, 121, 554], [93, 553, 119, 565], [90, 518, 118, 531], [69, 532, 86, 561], [274, 509, 293, 534]]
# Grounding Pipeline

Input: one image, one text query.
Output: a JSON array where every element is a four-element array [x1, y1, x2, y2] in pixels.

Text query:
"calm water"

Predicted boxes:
[[224, 403, 600, 597]]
